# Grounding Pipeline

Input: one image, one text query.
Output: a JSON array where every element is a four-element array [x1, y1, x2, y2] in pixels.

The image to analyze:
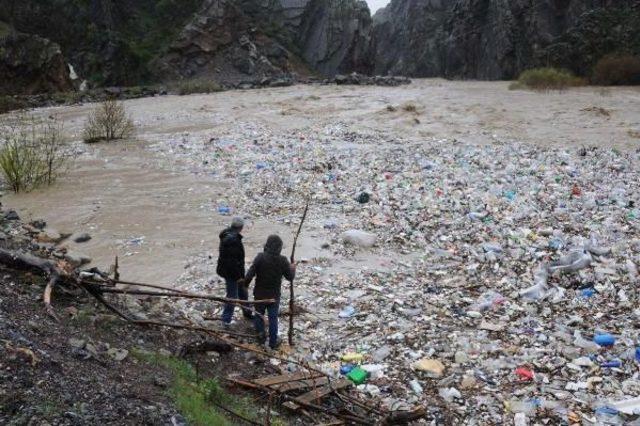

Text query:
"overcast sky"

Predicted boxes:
[[366, 0, 390, 13]]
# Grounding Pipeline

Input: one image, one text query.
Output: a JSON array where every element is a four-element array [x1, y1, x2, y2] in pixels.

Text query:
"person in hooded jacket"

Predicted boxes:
[[240, 235, 295, 349], [217, 217, 253, 325]]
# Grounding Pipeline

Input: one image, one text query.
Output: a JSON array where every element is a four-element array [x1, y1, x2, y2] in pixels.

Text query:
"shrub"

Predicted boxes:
[[513, 68, 586, 91], [592, 54, 640, 86], [402, 103, 418, 113], [0, 96, 27, 114], [83, 99, 135, 143], [0, 115, 72, 193], [174, 79, 222, 96]]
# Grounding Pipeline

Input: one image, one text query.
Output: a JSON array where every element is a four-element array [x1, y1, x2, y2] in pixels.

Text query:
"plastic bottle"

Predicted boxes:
[[594, 407, 623, 425], [340, 364, 355, 375], [594, 334, 616, 347], [338, 306, 356, 318], [409, 379, 423, 395], [581, 288, 596, 298], [514, 412, 528, 426], [574, 331, 600, 352]]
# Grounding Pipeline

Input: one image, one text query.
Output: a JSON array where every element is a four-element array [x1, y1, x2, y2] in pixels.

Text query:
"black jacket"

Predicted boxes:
[[245, 235, 295, 300], [216, 228, 245, 280]]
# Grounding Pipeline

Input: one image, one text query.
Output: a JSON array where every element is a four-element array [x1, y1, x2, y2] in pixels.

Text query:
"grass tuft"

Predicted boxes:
[[173, 79, 223, 96], [132, 350, 272, 426]]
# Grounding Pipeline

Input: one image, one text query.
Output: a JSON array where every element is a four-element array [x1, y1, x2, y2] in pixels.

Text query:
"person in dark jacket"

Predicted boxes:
[[240, 235, 295, 349], [217, 217, 252, 325]]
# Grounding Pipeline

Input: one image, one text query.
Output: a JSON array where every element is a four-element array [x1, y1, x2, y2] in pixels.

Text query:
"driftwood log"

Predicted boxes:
[[0, 248, 66, 320]]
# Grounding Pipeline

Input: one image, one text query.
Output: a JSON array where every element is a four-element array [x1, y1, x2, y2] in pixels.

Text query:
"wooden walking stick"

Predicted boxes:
[[288, 198, 310, 346]]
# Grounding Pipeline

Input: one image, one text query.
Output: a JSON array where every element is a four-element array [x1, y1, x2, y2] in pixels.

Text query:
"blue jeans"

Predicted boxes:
[[254, 298, 280, 348], [221, 279, 252, 324]]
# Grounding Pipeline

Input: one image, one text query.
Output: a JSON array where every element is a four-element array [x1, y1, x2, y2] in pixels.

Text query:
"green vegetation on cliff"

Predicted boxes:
[[0, 0, 202, 86], [542, 6, 640, 79]]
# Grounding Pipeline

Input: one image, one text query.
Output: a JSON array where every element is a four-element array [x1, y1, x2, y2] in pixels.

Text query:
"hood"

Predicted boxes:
[[220, 227, 241, 238], [264, 235, 283, 255]]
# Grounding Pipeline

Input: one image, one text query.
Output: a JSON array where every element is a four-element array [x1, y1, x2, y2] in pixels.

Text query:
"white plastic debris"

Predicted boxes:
[[341, 230, 377, 248]]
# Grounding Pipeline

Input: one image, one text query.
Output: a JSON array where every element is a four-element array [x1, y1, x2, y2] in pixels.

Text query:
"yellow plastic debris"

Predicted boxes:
[[341, 352, 364, 363], [413, 358, 445, 377]]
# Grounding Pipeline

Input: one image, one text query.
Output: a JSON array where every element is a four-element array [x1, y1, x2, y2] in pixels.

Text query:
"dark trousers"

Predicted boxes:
[[221, 279, 252, 324], [254, 298, 280, 348]]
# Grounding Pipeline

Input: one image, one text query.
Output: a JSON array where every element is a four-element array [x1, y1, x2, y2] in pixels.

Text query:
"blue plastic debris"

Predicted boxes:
[[594, 334, 616, 347]]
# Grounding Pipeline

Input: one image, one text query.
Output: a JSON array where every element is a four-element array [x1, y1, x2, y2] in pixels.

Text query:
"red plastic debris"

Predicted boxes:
[[515, 367, 535, 381], [571, 185, 582, 197]]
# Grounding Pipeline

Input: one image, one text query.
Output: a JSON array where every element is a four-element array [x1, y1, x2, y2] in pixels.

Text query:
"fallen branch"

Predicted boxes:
[[0, 248, 65, 320], [0, 248, 62, 277], [83, 286, 257, 338], [43, 277, 60, 321], [85, 280, 270, 326], [85, 282, 274, 305], [228, 377, 370, 425], [289, 198, 310, 346]]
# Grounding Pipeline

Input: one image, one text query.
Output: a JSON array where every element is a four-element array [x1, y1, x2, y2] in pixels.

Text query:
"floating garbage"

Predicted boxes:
[[338, 305, 356, 318], [409, 379, 423, 395], [340, 364, 356, 375], [160, 116, 640, 422], [413, 359, 445, 377], [515, 367, 535, 381], [341, 352, 364, 363], [594, 334, 616, 347], [581, 288, 596, 298], [611, 397, 640, 415], [356, 192, 370, 204], [341, 230, 377, 248], [346, 366, 368, 385]]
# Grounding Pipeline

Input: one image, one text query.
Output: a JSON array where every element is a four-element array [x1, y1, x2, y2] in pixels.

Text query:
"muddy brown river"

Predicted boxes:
[[4, 80, 639, 284]]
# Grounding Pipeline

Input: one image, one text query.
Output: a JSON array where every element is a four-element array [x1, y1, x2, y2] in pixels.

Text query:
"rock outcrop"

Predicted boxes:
[[158, 0, 373, 84], [372, 0, 640, 80], [1, 0, 638, 94], [0, 31, 74, 95]]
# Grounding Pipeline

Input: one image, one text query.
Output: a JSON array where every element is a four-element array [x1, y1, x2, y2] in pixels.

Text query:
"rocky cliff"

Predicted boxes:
[[0, 30, 74, 95], [157, 0, 373, 84], [0, 0, 638, 95], [372, 0, 640, 80]]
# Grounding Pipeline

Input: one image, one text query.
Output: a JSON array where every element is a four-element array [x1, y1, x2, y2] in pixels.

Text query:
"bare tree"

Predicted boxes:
[[35, 118, 70, 186], [83, 98, 135, 143]]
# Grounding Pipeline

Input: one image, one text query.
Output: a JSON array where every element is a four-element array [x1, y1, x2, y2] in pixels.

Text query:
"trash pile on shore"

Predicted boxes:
[[158, 122, 640, 423]]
